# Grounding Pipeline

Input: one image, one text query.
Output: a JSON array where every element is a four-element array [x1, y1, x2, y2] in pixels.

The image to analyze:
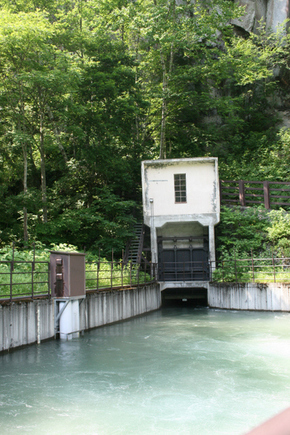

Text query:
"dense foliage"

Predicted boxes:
[[0, 0, 290, 255], [216, 206, 290, 261], [214, 206, 290, 281]]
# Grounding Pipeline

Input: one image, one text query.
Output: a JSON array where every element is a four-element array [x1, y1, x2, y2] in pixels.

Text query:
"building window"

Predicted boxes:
[[174, 173, 186, 203]]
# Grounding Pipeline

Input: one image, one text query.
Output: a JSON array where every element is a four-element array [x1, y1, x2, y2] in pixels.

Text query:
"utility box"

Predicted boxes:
[[50, 251, 86, 298]]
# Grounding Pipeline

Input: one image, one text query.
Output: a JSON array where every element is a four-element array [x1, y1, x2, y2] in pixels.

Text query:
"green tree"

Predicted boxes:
[[0, 0, 288, 254], [0, 9, 77, 231]]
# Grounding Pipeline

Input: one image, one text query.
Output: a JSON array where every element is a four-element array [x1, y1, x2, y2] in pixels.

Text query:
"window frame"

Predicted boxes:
[[174, 173, 187, 203]]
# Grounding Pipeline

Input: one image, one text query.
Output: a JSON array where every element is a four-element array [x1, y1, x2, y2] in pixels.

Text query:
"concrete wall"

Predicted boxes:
[[0, 284, 161, 353], [80, 284, 161, 330], [209, 282, 290, 311], [3, 282, 289, 353], [0, 299, 54, 353]]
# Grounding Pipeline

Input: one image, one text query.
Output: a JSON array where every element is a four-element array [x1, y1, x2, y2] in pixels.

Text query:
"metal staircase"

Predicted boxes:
[[124, 222, 144, 264]]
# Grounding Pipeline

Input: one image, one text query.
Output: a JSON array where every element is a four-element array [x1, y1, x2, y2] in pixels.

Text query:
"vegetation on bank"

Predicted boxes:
[[214, 206, 290, 282], [0, 243, 152, 298], [1, 0, 290, 255], [216, 206, 290, 259]]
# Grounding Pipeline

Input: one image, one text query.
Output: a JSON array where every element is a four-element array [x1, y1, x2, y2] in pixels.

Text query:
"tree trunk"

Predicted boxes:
[[22, 143, 28, 242], [19, 88, 28, 241], [48, 107, 68, 164], [160, 69, 167, 159], [39, 110, 48, 223], [159, 51, 167, 160], [159, 6, 175, 160]]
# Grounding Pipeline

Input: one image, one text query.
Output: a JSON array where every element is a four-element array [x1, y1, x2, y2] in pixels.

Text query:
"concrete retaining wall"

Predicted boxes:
[[0, 283, 161, 353], [209, 282, 290, 311], [3, 282, 289, 353], [80, 284, 161, 330], [0, 299, 54, 353]]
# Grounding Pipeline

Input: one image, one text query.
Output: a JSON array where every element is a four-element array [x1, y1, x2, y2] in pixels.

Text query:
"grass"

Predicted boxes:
[[0, 243, 153, 299], [213, 266, 290, 283], [85, 261, 152, 290], [0, 261, 50, 299]]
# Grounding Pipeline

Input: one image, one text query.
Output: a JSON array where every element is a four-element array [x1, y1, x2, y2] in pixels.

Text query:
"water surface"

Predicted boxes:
[[1, 307, 290, 434]]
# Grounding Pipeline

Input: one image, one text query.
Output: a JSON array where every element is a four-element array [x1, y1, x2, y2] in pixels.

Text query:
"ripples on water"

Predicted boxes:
[[1, 307, 290, 434]]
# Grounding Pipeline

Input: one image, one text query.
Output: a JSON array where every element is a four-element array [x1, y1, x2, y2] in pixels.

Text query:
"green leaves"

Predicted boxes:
[[0, 0, 289, 256], [217, 205, 290, 263], [216, 206, 269, 259]]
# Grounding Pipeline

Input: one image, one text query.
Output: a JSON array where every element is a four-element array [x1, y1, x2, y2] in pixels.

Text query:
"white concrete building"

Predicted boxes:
[[141, 157, 220, 290]]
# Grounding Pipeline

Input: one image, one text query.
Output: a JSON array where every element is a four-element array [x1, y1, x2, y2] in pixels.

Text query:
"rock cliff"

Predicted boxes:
[[232, 0, 289, 33]]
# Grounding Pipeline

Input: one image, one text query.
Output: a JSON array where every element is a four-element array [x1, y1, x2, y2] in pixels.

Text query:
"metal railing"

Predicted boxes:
[[213, 255, 290, 283], [2, 253, 289, 301], [158, 261, 210, 282], [0, 260, 50, 302], [85, 259, 157, 291]]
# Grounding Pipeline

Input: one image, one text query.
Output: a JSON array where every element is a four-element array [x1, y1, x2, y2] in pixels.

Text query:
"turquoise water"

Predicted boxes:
[[0, 307, 290, 434]]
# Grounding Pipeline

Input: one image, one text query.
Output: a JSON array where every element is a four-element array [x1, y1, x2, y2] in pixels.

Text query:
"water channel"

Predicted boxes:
[[1, 306, 290, 434]]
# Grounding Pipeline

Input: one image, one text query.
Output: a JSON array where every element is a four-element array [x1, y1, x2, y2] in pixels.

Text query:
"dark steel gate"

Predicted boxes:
[[158, 236, 209, 281]]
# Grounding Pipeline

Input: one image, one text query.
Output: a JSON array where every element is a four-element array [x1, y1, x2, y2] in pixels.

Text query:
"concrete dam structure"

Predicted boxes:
[[141, 157, 220, 298]]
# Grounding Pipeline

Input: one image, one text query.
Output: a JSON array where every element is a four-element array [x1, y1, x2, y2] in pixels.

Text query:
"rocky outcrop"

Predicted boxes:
[[232, 0, 289, 33]]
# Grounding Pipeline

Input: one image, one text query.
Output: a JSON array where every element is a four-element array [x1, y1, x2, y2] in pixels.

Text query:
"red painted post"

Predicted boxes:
[[245, 407, 290, 435], [263, 181, 270, 209], [239, 180, 245, 206]]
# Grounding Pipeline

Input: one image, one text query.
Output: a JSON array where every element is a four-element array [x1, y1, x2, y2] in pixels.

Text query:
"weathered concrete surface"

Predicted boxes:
[[0, 284, 161, 353], [209, 282, 290, 311], [141, 157, 220, 268], [142, 158, 220, 230], [80, 284, 161, 330], [0, 299, 54, 353]]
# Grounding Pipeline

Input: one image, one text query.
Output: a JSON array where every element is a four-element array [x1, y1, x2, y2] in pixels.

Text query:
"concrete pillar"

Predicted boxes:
[[209, 225, 216, 274], [59, 299, 80, 340], [150, 226, 158, 264], [149, 198, 158, 264]]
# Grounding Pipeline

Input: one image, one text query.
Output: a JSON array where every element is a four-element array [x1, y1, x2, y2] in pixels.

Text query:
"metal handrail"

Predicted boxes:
[[214, 255, 290, 283], [158, 260, 210, 282], [0, 260, 50, 302], [85, 259, 158, 291]]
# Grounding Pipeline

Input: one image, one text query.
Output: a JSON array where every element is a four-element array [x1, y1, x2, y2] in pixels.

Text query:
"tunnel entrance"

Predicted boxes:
[[161, 287, 208, 307]]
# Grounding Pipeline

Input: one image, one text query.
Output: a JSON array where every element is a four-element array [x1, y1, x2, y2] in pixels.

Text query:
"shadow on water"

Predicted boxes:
[[161, 286, 208, 308]]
